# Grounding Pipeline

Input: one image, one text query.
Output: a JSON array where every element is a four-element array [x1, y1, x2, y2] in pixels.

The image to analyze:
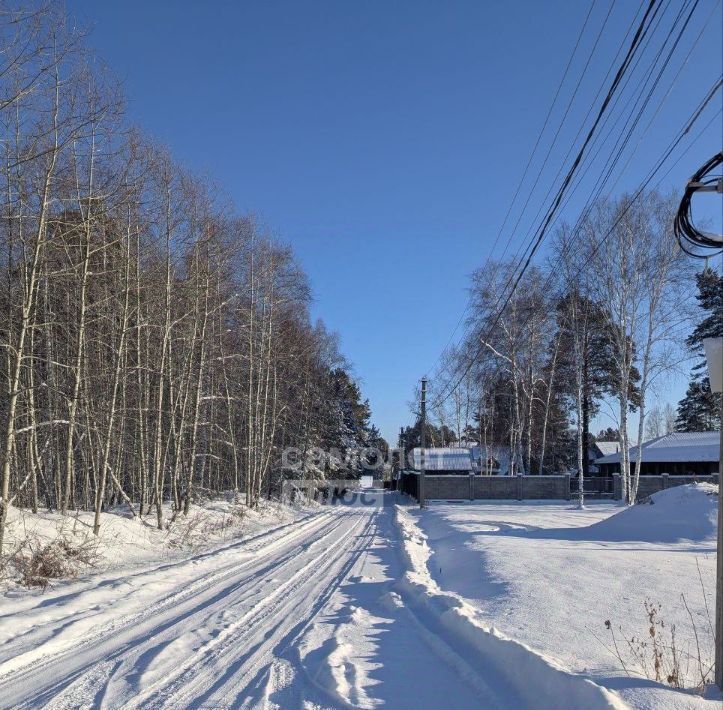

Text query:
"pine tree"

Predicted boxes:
[[366, 424, 388, 456], [555, 293, 641, 477], [676, 268, 722, 432], [596, 427, 621, 441], [676, 379, 719, 431]]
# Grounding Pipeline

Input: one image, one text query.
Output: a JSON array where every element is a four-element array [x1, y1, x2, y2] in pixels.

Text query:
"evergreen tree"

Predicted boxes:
[[401, 420, 456, 450], [676, 268, 722, 431], [555, 293, 641, 477], [676, 379, 719, 431], [366, 424, 389, 457], [322, 368, 372, 451], [316, 368, 387, 476], [596, 427, 621, 441]]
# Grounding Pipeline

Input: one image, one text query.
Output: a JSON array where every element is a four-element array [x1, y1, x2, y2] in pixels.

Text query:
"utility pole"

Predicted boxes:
[[419, 377, 427, 509], [718, 389, 722, 690], [703, 337, 723, 690], [398, 427, 405, 492], [675, 156, 722, 690]]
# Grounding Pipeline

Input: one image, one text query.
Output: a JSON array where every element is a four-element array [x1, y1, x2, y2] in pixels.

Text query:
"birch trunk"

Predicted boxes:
[[0, 83, 60, 550]]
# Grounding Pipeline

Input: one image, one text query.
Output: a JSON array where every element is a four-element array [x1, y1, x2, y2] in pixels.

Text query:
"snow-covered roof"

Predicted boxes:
[[412, 447, 472, 471], [470, 446, 511, 475], [595, 431, 720, 464], [594, 441, 620, 457]]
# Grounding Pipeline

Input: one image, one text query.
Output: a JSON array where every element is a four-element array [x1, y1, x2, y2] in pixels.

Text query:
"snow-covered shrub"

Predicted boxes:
[[166, 509, 236, 549], [10, 535, 101, 589]]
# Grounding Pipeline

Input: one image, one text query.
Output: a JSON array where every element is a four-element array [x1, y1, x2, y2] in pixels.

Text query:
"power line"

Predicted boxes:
[[425, 0, 605, 374], [486, 0, 669, 300], [507, 0, 676, 266], [431, 73, 722, 409], [465, 104, 722, 405], [430, 0, 717, 409], [523, 0, 709, 270], [431, 0, 671, 401], [547, 0, 718, 233], [553, 85, 721, 291], [428, 0, 655, 399], [437, 0, 712, 404], [430, 0, 663, 407]]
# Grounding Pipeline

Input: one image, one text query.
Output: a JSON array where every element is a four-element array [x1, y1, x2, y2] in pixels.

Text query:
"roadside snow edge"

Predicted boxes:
[[393, 504, 628, 710]]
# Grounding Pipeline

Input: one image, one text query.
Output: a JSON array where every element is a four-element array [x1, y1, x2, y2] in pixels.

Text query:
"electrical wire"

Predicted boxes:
[[430, 0, 670, 400], [674, 151, 723, 256], [424, 0, 603, 375], [429, 0, 717, 408], [431, 75, 722, 409], [429, 0, 662, 407], [433, 0, 713, 407]]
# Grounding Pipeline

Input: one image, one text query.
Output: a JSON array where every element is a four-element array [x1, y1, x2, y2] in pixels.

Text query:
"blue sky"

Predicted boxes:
[[67, 0, 722, 445]]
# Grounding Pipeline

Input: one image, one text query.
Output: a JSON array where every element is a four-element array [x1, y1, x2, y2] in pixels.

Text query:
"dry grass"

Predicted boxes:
[[9, 534, 101, 590], [166, 507, 241, 550], [597, 580, 715, 693]]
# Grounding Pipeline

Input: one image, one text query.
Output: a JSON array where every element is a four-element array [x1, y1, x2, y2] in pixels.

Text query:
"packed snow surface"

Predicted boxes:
[[0, 491, 631, 709]]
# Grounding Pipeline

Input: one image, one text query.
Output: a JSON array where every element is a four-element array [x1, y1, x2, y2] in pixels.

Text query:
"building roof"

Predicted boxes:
[[594, 441, 620, 457], [412, 447, 472, 471], [595, 431, 720, 464], [469, 445, 512, 475]]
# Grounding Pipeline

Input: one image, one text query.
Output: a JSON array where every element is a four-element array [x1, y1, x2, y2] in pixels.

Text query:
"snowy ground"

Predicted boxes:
[[0, 495, 306, 593], [0, 486, 718, 709], [404, 483, 721, 710], [0, 491, 629, 709]]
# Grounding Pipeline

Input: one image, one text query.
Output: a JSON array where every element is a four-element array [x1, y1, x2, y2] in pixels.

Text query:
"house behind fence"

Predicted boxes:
[[399, 432, 719, 502], [594, 431, 719, 476]]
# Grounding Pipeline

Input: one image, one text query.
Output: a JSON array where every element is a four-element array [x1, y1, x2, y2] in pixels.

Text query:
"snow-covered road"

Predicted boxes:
[[0, 494, 511, 709]]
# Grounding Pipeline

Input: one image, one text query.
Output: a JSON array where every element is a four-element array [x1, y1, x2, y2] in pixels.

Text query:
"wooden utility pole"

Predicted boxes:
[[717, 390, 722, 690], [674, 159, 722, 690], [707, 344, 723, 690], [419, 377, 427, 509], [398, 427, 405, 492]]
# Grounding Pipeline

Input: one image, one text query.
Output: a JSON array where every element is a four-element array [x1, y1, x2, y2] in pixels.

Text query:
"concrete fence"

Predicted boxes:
[[613, 472, 719, 500], [399, 471, 571, 501], [399, 471, 719, 502]]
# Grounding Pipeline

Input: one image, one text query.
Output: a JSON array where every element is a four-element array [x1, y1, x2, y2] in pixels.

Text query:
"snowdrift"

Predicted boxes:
[[1, 496, 307, 591], [394, 505, 627, 710], [586, 483, 718, 543]]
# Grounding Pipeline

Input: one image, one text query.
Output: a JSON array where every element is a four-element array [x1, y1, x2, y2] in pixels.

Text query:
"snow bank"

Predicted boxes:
[[393, 505, 627, 710], [414, 500, 720, 709], [586, 483, 718, 543], [1, 496, 307, 592]]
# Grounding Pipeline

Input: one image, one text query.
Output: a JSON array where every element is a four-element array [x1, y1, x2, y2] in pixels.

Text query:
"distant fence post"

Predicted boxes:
[[565, 473, 571, 501], [661, 472, 669, 490], [613, 473, 622, 501], [469, 471, 474, 501], [516, 474, 523, 501]]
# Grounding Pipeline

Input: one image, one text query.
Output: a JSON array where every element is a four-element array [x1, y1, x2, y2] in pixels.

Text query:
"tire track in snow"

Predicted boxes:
[[0, 509, 342, 708], [105, 515, 368, 707], [126, 508, 375, 709], [0, 509, 323, 626], [2, 498, 532, 710]]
